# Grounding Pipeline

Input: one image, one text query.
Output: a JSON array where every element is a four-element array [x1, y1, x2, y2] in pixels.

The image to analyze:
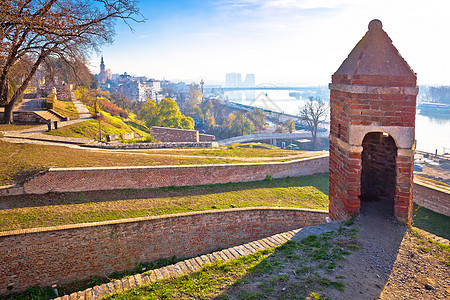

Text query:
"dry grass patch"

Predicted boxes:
[[0, 124, 40, 131], [0, 140, 253, 186], [52, 98, 79, 120]]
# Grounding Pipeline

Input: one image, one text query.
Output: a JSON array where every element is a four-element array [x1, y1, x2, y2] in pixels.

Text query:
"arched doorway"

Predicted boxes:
[[360, 132, 397, 216]]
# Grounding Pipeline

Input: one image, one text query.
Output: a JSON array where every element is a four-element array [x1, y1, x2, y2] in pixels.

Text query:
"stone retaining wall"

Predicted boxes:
[[20, 155, 329, 194], [0, 207, 328, 295], [0, 111, 47, 124]]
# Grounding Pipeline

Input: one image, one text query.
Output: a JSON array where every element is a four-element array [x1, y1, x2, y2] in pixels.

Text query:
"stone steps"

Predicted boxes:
[[34, 110, 63, 122]]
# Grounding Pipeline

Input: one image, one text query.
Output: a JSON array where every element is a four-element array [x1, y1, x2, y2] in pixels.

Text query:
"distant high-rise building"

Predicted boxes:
[[225, 73, 242, 87], [243, 74, 255, 87], [225, 73, 255, 87]]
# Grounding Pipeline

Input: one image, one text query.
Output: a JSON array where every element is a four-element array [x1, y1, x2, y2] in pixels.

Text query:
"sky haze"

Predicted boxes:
[[93, 0, 450, 86]]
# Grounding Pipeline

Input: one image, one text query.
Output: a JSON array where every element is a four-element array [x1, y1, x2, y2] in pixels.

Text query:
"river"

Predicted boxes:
[[224, 89, 450, 155]]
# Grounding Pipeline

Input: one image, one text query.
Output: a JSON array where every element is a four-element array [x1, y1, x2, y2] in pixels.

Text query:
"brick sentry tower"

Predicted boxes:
[[328, 20, 418, 223]]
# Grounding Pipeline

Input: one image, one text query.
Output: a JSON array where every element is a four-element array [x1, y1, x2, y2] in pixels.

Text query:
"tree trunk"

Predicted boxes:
[[2, 100, 14, 124], [1, 51, 48, 124]]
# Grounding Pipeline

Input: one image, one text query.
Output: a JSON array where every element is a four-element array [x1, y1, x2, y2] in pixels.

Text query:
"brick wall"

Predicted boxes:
[[199, 133, 216, 142], [150, 126, 199, 142], [21, 155, 329, 194], [413, 182, 450, 217], [0, 207, 328, 295], [329, 86, 416, 143]]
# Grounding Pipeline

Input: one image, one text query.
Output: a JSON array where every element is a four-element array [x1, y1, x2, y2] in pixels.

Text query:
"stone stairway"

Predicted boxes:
[[292, 220, 342, 241], [34, 110, 64, 122]]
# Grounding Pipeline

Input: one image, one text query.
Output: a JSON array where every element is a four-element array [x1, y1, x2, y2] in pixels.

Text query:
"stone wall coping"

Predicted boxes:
[[348, 125, 414, 149], [44, 154, 329, 172], [150, 126, 198, 133], [413, 177, 450, 195], [0, 207, 328, 238], [329, 83, 418, 95]]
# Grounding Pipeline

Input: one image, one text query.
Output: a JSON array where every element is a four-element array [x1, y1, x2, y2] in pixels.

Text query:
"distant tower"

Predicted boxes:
[[99, 56, 110, 84], [100, 55, 106, 74]]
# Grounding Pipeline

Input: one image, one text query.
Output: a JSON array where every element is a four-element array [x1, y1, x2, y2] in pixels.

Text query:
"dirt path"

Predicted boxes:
[[325, 202, 449, 300], [223, 199, 449, 300]]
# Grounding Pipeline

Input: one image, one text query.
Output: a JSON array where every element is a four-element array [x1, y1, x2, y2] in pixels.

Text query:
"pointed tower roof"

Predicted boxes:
[[334, 20, 416, 79]]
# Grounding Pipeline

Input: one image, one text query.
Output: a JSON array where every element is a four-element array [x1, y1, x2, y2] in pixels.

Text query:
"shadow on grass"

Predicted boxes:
[[412, 204, 450, 240], [1, 173, 329, 210]]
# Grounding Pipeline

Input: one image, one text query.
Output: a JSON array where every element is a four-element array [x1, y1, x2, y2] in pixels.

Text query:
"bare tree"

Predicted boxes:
[[299, 97, 327, 149], [0, 0, 143, 124]]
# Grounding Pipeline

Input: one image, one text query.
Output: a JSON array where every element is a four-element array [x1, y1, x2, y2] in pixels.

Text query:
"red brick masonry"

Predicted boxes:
[[413, 180, 450, 217], [22, 155, 329, 194], [150, 126, 199, 142], [0, 207, 327, 295]]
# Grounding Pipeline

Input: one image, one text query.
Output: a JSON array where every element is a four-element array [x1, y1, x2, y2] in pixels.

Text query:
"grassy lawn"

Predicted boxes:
[[0, 175, 329, 232], [52, 98, 79, 120], [45, 110, 130, 140], [412, 204, 450, 240]]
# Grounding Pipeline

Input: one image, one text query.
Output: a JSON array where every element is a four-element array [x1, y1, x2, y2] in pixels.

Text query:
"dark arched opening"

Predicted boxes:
[[360, 132, 397, 216]]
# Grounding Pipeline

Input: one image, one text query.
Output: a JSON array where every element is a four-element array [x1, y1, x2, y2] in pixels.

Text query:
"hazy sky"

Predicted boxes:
[[93, 0, 450, 86]]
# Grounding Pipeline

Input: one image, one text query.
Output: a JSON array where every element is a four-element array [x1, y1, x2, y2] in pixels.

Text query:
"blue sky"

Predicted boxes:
[[94, 0, 450, 86]]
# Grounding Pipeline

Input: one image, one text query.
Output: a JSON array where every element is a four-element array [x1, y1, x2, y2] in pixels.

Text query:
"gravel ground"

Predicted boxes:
[[323, 200, 449, 300]]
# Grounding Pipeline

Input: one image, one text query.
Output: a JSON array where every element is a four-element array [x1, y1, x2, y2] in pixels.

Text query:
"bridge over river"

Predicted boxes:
[[218, 132, 328, 146], [205, 85, 321, 93]]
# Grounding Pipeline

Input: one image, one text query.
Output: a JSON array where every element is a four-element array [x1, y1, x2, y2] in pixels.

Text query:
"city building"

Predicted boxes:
[[117, 80, 153, 102]]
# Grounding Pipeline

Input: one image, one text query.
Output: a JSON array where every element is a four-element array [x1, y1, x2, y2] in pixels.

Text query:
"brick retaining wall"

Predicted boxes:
[[21, 155, 329, 194], [413, 181, 450, 216], [150, 126, 199, 142], [0, 207, 327, 295], [199, 133, 216, 142]]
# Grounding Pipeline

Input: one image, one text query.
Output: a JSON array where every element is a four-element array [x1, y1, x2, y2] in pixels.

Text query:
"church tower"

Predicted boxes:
[[100, 55, 106, 74]]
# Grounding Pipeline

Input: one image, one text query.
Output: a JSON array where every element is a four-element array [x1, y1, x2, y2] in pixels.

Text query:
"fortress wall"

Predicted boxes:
[[413, 182, 450, 216], [0, 207, 327, 295], [150, 126, 199, 142], [22, 155, 329, 194]]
